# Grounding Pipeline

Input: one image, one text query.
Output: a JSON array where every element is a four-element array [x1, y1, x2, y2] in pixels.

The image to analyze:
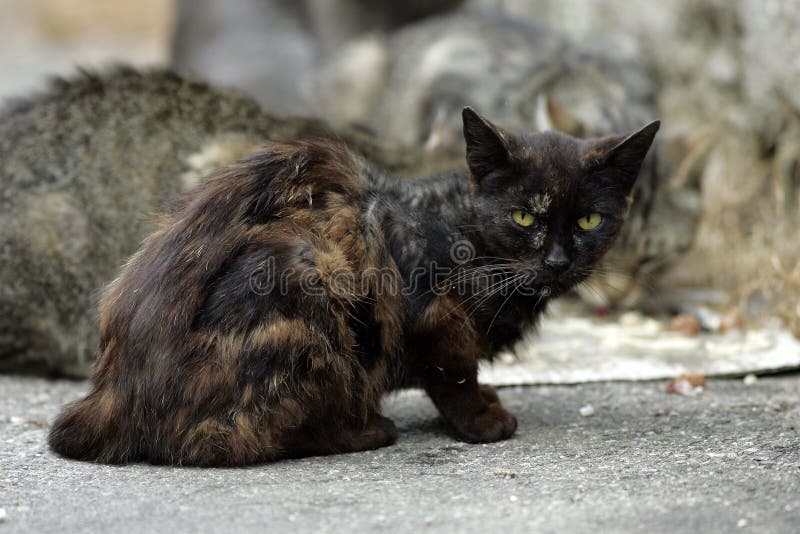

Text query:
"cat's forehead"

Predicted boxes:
[[512, 131, 585, 199], [517, 131, 583, 171]]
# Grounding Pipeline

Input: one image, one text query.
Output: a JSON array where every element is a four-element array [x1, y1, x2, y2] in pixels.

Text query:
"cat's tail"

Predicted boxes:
[[48, 388, 135, 463]]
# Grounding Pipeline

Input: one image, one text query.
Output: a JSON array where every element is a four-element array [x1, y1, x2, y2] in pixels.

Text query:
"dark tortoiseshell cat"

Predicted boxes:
[[49, 109, 658, 465]]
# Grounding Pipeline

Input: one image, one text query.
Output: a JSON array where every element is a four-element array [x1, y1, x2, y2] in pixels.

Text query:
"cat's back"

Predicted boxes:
[[0, 68, 277, 375], [0, 67, 269, 197]]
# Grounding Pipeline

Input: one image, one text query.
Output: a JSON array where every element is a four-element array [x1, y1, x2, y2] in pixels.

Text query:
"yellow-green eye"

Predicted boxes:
[[577, 213, 603, 230], [512, 210, 535, 227]]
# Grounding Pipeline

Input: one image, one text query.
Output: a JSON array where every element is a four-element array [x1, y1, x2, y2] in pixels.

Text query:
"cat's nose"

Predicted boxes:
[[544, 243, 570, 273]]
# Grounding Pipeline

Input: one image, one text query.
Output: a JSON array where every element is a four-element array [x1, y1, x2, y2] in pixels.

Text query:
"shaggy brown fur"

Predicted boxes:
[[50, 140, 408, 465], [49, 109, 658, 465]]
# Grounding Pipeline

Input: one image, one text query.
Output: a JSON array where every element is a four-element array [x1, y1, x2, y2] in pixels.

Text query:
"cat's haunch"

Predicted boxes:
[[49, 109, 658, 465]]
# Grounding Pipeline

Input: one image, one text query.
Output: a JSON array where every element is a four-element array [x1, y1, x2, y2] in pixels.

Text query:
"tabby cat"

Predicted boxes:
[[49, 108, 659, 465], [0, 67, 451, 377]]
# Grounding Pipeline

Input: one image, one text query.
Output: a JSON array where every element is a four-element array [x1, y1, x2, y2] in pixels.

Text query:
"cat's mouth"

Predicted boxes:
[[453, 262, 582, 300], [506, 268, 567, 299]]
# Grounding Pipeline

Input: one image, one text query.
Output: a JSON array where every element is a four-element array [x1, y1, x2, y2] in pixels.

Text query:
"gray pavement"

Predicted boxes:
[[1, 375, 799, 533]]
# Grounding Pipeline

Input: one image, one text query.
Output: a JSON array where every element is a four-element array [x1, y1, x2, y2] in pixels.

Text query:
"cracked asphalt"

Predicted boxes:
[[1, 374, 799, 533]]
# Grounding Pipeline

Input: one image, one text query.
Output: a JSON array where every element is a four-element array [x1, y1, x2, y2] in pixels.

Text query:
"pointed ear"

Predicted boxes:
[[596, 120, 660, 190], [462, 107, 512, 182]]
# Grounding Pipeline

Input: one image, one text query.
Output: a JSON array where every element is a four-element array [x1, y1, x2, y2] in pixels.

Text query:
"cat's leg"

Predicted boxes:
[[173, 378, 396, 465], [170, 309, 391, 465], [283, 413, 398, 458], [408, 296, 517, 443], [424, 359, 517, 443]]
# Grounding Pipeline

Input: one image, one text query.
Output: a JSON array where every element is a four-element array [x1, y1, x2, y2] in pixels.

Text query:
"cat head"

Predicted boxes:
[[462, 107, 659, 296]]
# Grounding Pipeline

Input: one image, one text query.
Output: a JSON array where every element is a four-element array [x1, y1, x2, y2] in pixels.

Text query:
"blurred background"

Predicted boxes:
[[1, 0, 798, 348], [0, 0, 171, 98]]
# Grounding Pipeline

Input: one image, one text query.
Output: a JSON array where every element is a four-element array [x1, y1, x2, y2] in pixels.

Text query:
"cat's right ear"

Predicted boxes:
[[462, 107, 512, 184], [598, 120, 660, 191]]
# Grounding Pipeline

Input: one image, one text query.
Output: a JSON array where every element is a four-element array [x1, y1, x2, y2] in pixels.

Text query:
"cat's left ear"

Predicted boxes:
[[462, 107, 513, 184], [594, 120, 661, 190]]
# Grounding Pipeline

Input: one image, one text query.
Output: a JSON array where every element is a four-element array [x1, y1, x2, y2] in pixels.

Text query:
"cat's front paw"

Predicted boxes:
[[452, 404, 517, 443]]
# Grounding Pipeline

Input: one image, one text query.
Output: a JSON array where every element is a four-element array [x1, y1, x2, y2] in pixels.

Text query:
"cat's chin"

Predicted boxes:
[[551, 271, 594, 296]]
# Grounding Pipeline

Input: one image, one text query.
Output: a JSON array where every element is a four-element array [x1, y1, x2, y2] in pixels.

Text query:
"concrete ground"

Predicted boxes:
[[1, 375, 799, 533]]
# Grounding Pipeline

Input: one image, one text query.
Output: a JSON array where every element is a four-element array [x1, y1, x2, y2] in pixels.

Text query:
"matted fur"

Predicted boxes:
[[50, 140, 405, 465], [50, 110, 658, 465]]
